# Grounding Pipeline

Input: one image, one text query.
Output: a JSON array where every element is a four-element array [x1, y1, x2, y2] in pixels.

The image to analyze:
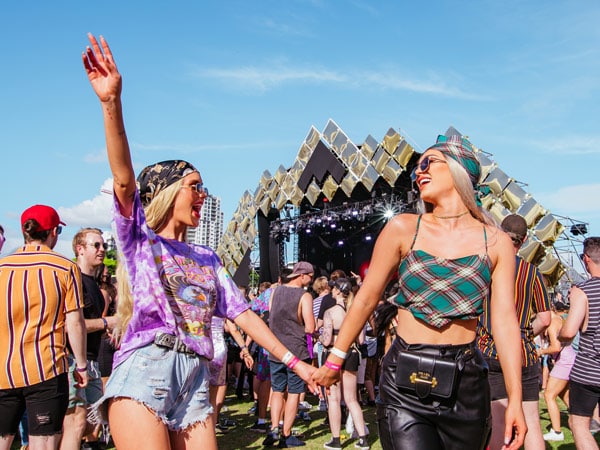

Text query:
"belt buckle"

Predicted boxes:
[[155, 333, 175, 349]]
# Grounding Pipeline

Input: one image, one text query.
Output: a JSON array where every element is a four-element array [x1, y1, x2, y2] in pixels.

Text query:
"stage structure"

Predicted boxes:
[[216, 120, 587, 289]]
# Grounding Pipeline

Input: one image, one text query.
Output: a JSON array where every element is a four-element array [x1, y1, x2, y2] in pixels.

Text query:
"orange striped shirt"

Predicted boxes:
[[0, 244, 83, 389]]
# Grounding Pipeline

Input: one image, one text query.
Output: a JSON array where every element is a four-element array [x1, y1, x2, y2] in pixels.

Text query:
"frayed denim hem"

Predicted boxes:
[[88, 394, 214, 432]]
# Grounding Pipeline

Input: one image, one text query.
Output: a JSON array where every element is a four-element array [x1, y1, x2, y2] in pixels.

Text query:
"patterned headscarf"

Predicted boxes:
[[426, 135, 481, 188], [136, 160, 198, 207]]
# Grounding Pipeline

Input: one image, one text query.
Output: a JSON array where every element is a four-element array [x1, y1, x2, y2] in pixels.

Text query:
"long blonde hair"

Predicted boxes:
[[419, 155, 496, 226], [112, 178, 184, 344]]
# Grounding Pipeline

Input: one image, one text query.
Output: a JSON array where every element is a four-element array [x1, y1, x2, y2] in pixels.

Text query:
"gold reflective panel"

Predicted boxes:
[[345, 151, 359, 170], [537, 254, 565, 287], [305, 180, 321, 205], [274, 191, 288, 210], [488, 202, 510, 226], [373, 147, 391, 173], [518, 239, 545, 265], [352, 155, 368, 179], [479, 193, 495, 211], [253, 185, 266, 205], [291, 159, 305, 174], [475, 153, 495, 184], [361, 135, 378, 160], [274, 165, 287, 186], [341, 141, 359, 162], [484, 167, 511, 197], [323, 119, 341, 146], [280, 174, 294, 198], [297, 143, 312, 164], [392, 140, 415, 169], [501, 181, 529, 212], [360, 165, 379, 192], [232, 249, 243, 265], [333, 131, 353, 157], [382, 128, 401, 154], [534, 214, 565, 245], [304, 126, 321, 151], [382, 157, 402, 187], [258, 196, 271, 216], [517, 198, 546, 228], [239, 217, 250, 232], [289, 185, 304, 205], [340, 173, 359, 197], [260, 170, 273, 189], [322, 175, 339, 200]]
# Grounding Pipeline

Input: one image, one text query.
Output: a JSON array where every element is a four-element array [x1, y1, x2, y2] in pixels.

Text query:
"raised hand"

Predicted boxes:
[[82, 33, 122, 103]]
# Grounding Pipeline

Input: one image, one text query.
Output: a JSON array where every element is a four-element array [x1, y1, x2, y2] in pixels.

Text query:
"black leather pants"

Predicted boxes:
[[377, 336, 491, 450]]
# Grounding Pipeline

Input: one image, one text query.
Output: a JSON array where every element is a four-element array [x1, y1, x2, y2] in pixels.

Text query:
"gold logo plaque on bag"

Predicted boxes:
[[409, 371, 438, 388]]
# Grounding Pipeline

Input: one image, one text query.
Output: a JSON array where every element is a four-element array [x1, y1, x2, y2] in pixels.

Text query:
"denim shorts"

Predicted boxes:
[[67, 357, 104, 409], [95, 343, 212, 431]]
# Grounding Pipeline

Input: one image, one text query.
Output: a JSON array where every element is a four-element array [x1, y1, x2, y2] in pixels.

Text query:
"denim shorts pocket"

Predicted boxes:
[[134, 344, 173, 362]]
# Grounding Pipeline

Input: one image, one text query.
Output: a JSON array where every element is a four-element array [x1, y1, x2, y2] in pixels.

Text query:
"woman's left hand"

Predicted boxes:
[[293, 361, 320, 396], [311, 364, 341, 390], [502, 400, 527, 450]]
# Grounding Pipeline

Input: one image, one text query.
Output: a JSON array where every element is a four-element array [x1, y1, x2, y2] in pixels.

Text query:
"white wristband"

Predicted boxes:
[[330, 347, 348, 360], [281, 351, 294, 365]]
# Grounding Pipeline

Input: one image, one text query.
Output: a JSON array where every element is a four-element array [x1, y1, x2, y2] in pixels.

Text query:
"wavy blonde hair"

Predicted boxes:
[[112, 178, 184, 344]]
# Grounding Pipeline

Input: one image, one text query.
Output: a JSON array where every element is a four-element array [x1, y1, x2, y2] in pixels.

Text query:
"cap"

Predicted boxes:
[[288, 261, 314, 278], [501, 214, 528, 240], [21, 205, 66, 232], [331, 278, 352, 296]]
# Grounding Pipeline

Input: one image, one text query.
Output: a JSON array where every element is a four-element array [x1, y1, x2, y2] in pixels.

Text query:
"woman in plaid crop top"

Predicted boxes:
[[314, 135, 526, 450]]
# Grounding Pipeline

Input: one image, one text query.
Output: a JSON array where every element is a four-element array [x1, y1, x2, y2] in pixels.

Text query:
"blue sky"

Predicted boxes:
[[1, 1, 599, 260]]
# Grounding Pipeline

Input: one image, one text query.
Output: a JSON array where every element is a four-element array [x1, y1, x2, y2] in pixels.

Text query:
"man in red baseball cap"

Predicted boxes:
[[20, 204, 67, 232], [0, 205, 87, 450]]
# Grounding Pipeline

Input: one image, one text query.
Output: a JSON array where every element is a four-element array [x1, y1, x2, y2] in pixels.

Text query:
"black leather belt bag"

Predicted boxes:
[[395, 347, 473, 401]]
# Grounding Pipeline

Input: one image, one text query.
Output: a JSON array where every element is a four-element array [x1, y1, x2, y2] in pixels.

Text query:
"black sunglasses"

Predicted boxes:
[[56, 226, 63, 235], [87, 241, 108, 250], [410, 156, 447, 182], [580, 253, 587, 261]]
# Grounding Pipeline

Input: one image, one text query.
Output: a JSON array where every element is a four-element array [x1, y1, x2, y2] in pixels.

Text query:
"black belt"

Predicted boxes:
[[154, 333, 197, 355]]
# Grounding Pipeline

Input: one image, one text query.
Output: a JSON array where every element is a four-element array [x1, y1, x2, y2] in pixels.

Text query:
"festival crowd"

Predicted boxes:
[[1, 34, 600, 450]]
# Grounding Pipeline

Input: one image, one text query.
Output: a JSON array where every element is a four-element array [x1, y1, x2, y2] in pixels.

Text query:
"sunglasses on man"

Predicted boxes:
[[87, 241, 108, 250]]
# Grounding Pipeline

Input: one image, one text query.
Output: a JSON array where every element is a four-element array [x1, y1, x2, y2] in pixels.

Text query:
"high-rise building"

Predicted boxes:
[[186, 194, 224, 248]]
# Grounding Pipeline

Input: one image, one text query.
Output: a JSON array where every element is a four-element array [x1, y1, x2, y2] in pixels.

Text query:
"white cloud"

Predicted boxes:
[[192, 64, 481, 99], [57, 178, 113, 230], [529, 136, 600, 155], [83, 150, 107, 163], [537, 183, 600, 215], [193, 65, 344, 93]]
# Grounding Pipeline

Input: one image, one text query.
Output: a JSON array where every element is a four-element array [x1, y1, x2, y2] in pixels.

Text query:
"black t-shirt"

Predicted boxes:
[[81, 273, 105, 361], [317, 293, 336, 320]]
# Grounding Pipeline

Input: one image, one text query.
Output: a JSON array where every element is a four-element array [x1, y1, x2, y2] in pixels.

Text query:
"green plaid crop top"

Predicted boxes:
[[394, 215, 491, 328]]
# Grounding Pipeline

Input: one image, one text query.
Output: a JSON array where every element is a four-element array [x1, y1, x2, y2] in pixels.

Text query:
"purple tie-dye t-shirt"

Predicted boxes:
[[111, 191, 249, 367]]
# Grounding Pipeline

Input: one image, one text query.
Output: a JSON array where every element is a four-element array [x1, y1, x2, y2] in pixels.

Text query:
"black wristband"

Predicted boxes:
[[101, 317, 108, 331]]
